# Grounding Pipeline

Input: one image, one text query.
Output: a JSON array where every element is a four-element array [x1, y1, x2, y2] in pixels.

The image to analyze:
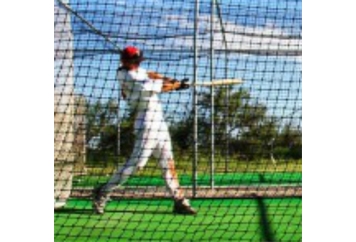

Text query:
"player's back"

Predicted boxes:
[[118, 67, 164, 113]]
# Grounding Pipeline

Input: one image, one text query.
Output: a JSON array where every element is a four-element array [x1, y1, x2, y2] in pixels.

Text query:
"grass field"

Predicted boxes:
[[75, 159, 302, 187], [55, 198, 302, 242], [83, 159, 302, 176]]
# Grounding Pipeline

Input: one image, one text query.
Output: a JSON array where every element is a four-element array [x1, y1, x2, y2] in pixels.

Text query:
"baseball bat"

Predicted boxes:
[[194, 79, 243, 87], [147, 72, 243, 87]]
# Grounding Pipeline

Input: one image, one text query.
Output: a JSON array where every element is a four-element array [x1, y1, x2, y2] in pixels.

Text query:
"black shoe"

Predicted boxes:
[[173, 199, 197, 215], [92, 185, 109, 214]]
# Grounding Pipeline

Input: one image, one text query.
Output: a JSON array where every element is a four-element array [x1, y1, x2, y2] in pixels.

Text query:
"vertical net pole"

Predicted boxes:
[[192, 0, 200, 197], [216, 0, 230, 173], [210, 0, 216, 189]]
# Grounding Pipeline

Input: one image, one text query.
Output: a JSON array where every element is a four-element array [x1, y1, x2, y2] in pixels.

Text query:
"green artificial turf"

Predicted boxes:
[[55, 198, 301, 242], [73, 172, 302, 187]]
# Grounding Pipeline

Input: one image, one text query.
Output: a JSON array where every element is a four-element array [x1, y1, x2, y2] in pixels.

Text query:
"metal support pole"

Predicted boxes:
[[210, 0, 216, 189], [215, 0, 230, 173], [192, 0, 200, 198], [225, 83, 230, 173], [117, 107, 120, 158]]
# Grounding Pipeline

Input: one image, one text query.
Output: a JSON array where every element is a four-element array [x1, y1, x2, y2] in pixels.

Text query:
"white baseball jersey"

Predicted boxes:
[[103, 67, 183, 200], [117, 67, 173, 166], [118, 67, 168, 133]]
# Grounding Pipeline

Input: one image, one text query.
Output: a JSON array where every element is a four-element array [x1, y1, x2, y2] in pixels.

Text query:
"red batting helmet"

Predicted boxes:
[[120, 46, 144, 62]]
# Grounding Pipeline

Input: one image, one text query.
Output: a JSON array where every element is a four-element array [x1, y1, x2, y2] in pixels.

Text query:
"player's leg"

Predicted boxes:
[[154, 134, 197, 215], [104, 126, 157, 190], [92, 128, 156, 214]]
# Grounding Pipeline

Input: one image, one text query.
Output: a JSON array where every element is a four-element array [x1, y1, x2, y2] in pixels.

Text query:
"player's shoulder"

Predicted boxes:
[[117, 67, 127, 80], [117, 66, 128, 75], [132, 67, 147, 75], [127, 67, 148, 80]]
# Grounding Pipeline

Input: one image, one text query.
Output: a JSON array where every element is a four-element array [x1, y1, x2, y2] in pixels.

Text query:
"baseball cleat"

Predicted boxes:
[[92, 185, 109, 214], [173, 199, 197, 215], [54, 199, 67, 210]]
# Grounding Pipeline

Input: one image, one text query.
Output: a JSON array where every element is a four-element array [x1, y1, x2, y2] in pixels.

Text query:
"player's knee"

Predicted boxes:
[[136, 166, 144, 172], [121, 165, 136, 176], [159, 154, 174, 169], [136, 159, 149, 170]]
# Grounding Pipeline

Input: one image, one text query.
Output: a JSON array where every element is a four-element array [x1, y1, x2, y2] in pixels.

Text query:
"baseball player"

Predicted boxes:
[[92, 46, 197, 215]]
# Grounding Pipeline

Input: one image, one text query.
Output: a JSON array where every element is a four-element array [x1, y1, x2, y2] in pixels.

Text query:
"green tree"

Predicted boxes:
[[273, 124, 302, 159], [118, 109, 135, 157], [85, 99, 118, 155], [199, 88, 280, 159], [170, 87, 302, 161], [84, 98, 141, 161]]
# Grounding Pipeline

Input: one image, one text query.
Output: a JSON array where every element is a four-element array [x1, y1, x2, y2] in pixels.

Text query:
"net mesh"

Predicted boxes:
[[54, 0, 302, 241]]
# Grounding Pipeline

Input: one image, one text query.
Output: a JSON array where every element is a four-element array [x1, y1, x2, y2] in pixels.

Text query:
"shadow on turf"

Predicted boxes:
[[54, 208, 94, 214], [54, 208, 173, 215]]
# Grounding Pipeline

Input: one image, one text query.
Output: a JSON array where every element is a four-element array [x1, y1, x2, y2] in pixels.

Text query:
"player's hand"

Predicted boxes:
[[176, 78, 190, 91]]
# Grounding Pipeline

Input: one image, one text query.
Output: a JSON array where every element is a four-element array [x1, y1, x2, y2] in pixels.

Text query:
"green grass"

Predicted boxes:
[[75, 159, 302, 188], [84, 159, 302, 176], [55, 198, 302, 242]]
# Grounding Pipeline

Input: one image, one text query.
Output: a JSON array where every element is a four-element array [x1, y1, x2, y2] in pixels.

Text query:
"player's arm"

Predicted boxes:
[[147, 71, 165, 80], [147, 71, 190, 92], [161, 79, 188, 92]]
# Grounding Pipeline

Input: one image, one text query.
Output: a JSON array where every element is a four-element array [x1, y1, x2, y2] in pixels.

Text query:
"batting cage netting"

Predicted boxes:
[[54, 0, 301, 241]]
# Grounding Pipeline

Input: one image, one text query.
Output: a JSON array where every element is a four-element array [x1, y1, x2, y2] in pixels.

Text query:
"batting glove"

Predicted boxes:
[[176, 78, 190, 90]]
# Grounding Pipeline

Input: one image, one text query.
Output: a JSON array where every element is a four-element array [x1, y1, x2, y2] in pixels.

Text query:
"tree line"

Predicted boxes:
[[81, 88, 301, 163]]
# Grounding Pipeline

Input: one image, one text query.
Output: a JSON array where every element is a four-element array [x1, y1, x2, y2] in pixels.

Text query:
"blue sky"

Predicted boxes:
[[65, 0, 301, 126]]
